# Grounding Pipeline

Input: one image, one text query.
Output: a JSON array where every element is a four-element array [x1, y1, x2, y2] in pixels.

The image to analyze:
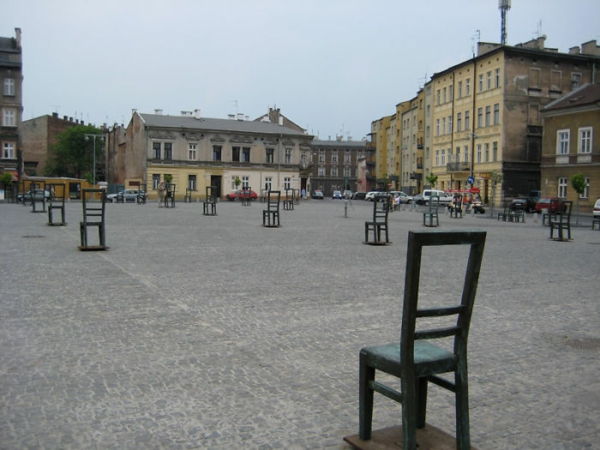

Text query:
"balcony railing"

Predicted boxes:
[[446, 162, 470, 172]]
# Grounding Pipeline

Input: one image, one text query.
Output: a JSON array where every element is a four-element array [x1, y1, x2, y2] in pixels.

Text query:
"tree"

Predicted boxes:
[[45, 125, 103, 180], [425, 174, 438, 188], [234, 176, 241, 189], [571, 173, 586, 225]]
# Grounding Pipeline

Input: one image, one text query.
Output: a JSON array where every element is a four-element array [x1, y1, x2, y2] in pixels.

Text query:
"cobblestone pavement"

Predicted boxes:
[[1, 199, 599, 449]]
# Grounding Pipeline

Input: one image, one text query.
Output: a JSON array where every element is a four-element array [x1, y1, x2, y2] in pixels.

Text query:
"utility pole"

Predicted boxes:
[[84, 134, 104, 185]]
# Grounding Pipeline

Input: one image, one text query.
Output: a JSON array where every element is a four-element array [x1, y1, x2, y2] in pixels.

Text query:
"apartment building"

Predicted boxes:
[[400, 91, 425, 194], [0, 28, 22, 179], [309, 137, 367, 196], [430, 37, 600, 203], [541, 83, 600, 212], [107, 111, 313, 200]]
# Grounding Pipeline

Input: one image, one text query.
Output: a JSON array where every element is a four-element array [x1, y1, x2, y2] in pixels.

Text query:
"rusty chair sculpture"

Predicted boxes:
[[47, 183, 66, 226], [262, 190, 281, 227], [358, 230, 486, 450], [203, 186, 217, 216], [79, 189, 107, 251], [364, 194, 390, 245]]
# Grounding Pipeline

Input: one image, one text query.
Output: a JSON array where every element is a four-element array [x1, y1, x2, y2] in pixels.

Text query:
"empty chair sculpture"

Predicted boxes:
[[203, 186, 217, 216], [262, 190, 281, 227], [358, 230, 486, 450], [241, 186, 252, 206], [364, 194, 390, 244], [30, 182, 47, 214], [549, 200, 572, 241], [137, 184, 147, 205], [79, 188, 107, 250], [449, 194, 463, 218], [47, 183, 66, 226], [164, 183, 176, 208], [283, 189, 294, 210], [423, 195, 440, 227]]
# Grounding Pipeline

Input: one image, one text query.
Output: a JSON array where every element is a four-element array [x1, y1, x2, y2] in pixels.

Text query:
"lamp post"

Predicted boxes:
[[84, 134, 104, 185]]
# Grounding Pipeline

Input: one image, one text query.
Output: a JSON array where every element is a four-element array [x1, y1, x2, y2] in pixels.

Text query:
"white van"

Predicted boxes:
[[415, 189, 452, 205]]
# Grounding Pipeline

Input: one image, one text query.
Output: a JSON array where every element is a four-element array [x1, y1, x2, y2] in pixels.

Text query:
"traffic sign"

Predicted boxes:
[[467, 175, 475, 185]]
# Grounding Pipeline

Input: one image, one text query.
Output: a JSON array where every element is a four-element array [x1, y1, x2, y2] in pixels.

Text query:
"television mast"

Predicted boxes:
[[499, 0, 511, 45]]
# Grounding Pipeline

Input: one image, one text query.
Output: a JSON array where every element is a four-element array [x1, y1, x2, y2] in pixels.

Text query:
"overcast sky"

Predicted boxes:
[[3, 0, 599, 140]]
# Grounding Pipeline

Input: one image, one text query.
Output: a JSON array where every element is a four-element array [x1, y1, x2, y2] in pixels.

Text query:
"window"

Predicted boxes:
[[478, 74, 483, 92], [318, 166, 325, 176], [477, 108, 483, 128], [495, 68, 500, 88], [164, 142, 172, 160], [266, 148, 274, 164], [458, 81, 463, 98], [578, 127, 592, 153], [443, 87, 447, 103], [485, 105, 491, 127], [232, 146, 240, 162], [465, 110, 470, 130], [242, 147, 250, 162], [493, 103, 500, 125], [435, 150, 439, 166], [484, 143, 489, 162], [343, 167, 351, 177], [493, 141, 498, 161], [284, 148, 292, 164], [457, 113, 462, 132], [213, 145, 222, 161], [318, 149, 325, 163], [529, 68, 541, 88], [264, 176, 272, 191], [231, 176, 237, 190], [437, 89, 441, 105], [2, 142, 15, 159], [331, 166, 338, 176], [2, 108, 16, 126], [448, 116, 452, 134], [436, 119, 440, 136], [188, 143, 197, 160], [284, 177, 291, 190], [188, 175, 197, 191], [3, 78, 15, 96], [442, 118, 446, 135], [344, 150, 351, 163], [152, 142, 161, 159], [455, 146, 461, 162], [551, 70, 562, 91], [571, 72, 582, 89], [477, 144, 482, 163], [449, 85, 453, 101], [441, 150, 446, 165], [486, 71, 492, 90], [580, 177, 590, 199], [528, 103, 541, 124], [466, 78, 471, 96], [331, 152, 338, 163], [152, 174, 160, 190], [242, 176, 249, 188], [558, 177, 568, 198], [463, 145, 469, 162], [556, 130, 570, 155]]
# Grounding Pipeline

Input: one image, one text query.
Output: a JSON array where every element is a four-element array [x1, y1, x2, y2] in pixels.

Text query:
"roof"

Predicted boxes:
[[0, 37, 17, 50], [312, 139, 367, 148], [543, 83, 600, 112], [139, 113, 311, 138]]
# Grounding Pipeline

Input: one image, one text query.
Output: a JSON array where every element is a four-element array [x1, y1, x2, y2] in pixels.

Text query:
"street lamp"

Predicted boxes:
[[84, 134, 104, 185]]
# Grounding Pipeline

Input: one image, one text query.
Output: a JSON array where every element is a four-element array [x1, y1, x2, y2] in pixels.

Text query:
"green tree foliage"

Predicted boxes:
[[45, 125, 103, 179], [571, 173, 586, 195], [425, 174, 438, 188]]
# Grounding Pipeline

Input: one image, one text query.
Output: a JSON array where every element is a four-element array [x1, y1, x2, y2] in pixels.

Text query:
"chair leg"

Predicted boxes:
[[359, 356, 375, 440], [455, 367, 471, 450], [416, 376, 428, 429], [401, 375, 418, 450]]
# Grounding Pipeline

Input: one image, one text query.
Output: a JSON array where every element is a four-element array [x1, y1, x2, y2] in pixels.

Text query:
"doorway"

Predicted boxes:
[[210, 175, 222, 199]]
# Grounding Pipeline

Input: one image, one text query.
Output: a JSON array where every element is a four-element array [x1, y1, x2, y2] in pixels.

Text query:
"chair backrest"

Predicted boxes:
[[48, 183, 66, 204], [372, 195, 389, 222], [206, 186, 216, 202], [400, 231, 486, 371], [428, 195, 440, 212], [82, 188, 106, 222], [560, 200, 572, 218], [267, 190, 280, 211], [454, 194, 463, 208], [166, 183, 176, 197]]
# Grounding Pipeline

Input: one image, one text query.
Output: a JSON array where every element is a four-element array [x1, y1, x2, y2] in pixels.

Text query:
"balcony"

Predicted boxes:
[[446, 162, 470, 172]]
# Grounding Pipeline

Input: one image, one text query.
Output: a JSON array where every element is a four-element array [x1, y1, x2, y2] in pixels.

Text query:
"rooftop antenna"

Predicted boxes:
[[534, 20, 543, 39], [499, 0, 511, 45]]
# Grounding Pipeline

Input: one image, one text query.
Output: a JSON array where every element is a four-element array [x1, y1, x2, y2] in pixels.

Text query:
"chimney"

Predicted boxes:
[[52, 112, 58, 118], [237, 113, 244, 121], [569, 46, 581, 55], [154, 109, 163, 115], [194, 109, 201, 119], [278, 117, 284, 126], [14, 28, 21, 49], [581, 40, 600, 56]]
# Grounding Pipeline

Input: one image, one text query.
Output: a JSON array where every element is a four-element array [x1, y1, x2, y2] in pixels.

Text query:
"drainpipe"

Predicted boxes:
[[470, 58, 477, 184]]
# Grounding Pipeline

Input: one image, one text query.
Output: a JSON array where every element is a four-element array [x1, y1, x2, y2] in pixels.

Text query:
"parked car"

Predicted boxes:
[[509, 197, 530, 211], [365, 191, 388, 201], [225, 189, 258, 201], [332, 190, 343, 199], [17, 189, 51, 203], [352, 192, 366, 200], [312, 190, 324, 199], [107, 189, 145, 203], [593, 198, 600, 217], [534, 197, 561, 214], [390, 191, 413, 204], [414, 189, 452, 205], [343, 190, 353, 199]]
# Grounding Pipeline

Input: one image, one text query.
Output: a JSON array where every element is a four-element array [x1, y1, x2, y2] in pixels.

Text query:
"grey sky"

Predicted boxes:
[[2, 0, 599, 140]]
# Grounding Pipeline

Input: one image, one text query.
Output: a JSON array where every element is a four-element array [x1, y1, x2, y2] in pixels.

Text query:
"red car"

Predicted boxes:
[[225, 189, 258, 201], [535, 197, 561, 214]]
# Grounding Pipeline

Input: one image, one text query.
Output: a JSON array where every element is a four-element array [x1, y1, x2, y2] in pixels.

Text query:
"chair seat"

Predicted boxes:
[[361, 341, 456, 378]]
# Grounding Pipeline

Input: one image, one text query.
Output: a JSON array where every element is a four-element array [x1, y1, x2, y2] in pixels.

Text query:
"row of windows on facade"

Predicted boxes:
[[152, 142, 295, 164], [315, 149, 355, 164], [150, 174, 292, 192], [436, 69, 501, 106], [557, 176, 591, 199], [433, 104, 501, 137], [556, 127, 593, 155], [3, 78, 15, 96], [434, 142, 499, 166], [2, 141, 15, 159], [2, 108, 17, 127], [316, 166, 357, 177]]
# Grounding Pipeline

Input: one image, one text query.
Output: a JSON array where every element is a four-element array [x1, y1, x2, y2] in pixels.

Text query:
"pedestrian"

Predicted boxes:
[[158, 181, 165, 207]]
